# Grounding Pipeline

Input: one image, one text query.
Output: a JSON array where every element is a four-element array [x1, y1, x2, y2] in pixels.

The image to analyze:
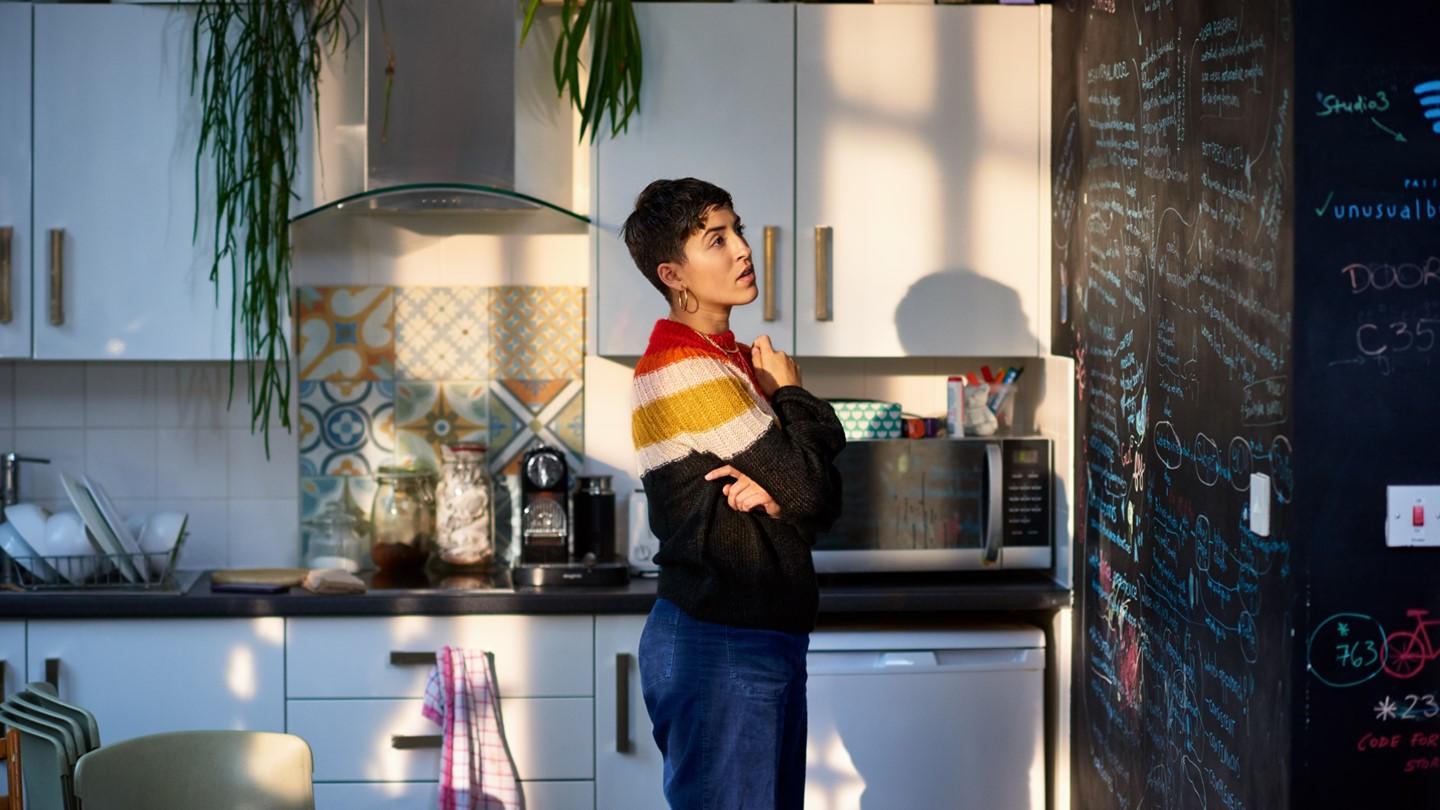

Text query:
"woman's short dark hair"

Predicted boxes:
[[620, 178, 734, 300]]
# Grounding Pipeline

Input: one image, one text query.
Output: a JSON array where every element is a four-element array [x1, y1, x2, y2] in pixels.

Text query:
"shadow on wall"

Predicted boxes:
[[894, 269, 1036, 356]]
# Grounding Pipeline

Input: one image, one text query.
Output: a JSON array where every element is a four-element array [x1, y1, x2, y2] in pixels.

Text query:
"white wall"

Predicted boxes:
[[0, 360, 298, 569]]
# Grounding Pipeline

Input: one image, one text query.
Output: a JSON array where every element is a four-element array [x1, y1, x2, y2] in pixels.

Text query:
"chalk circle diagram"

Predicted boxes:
[[1193, 433, 1221, 487], [1268, 435, 1293, 503], [1228, 436, 1252, 492], [1306, 612, 1388, 688], [1154, 421, 1183, 470]]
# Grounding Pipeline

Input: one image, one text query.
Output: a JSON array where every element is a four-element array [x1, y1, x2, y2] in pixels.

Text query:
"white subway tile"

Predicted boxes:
[[227, 428, 299, 499], [151, 497, 228, 572], [226, 498, 300, 568], [12, 429, 85, 502], [15, 364, 85, 428], [85, 429, 158, 499], [84, 364, 160, 427], [155, 363, 231, 429], [157, 429, 228, 499]]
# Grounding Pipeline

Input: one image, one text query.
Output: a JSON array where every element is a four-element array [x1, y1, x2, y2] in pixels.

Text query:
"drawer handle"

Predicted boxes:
[[389, 651, 435, 666], [0, 226, 12, 325], [616, 652, 632, 754], [391, 734, 442, 750]]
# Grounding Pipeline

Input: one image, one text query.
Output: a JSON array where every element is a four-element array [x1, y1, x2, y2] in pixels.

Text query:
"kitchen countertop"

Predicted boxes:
[[0, 569, 1071, 619]]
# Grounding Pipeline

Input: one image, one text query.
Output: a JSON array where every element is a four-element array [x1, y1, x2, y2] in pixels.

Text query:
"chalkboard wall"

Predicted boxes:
[[1294, 3, 1440, 804], [1052, 1, 1296, 808]]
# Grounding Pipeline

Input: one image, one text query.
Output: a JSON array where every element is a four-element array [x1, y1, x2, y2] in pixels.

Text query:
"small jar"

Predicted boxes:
[[301, 502, 366, 573], [370, 466, 437, 570], [434, 442, 495, 569]]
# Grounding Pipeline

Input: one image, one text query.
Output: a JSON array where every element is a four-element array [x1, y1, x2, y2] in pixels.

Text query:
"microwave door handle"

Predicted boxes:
[[984, 443, 1003, 565]]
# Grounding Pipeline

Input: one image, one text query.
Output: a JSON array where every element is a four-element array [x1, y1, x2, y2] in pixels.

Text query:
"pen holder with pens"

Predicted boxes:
[[948, 368, 1021, 437]]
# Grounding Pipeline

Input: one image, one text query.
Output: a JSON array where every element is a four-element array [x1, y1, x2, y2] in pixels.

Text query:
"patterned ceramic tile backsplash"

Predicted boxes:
[[296, 285, 586, 542]]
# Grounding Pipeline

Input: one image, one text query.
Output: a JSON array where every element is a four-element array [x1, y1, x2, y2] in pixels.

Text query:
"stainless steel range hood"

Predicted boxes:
[[292, 0, 588, 226]]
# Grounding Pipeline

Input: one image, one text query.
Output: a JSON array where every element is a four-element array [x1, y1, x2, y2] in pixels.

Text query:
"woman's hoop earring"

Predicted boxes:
[[678, 288, 692, 313]]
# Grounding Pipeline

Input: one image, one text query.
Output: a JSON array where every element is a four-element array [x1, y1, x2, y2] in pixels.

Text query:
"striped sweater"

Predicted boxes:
[[632, 318, 846, 633]]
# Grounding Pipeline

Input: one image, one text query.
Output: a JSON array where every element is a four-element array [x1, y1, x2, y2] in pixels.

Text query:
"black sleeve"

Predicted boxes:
[[728, 385, 847, 534]]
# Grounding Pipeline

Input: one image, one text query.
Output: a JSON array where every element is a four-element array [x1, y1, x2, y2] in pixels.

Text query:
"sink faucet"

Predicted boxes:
[[2, 452, 50, 523]]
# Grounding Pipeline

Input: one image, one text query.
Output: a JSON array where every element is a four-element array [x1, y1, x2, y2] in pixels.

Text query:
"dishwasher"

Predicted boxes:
[[804, 626, 1046, 810]]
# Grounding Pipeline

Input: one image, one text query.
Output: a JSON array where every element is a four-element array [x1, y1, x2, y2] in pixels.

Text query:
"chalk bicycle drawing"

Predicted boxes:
[[1384, 609, 1440, 679]]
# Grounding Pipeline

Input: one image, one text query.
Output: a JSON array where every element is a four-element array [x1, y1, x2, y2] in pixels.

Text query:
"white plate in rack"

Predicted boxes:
[[59, 472, 145, 584], [82, 475, 149, 582]]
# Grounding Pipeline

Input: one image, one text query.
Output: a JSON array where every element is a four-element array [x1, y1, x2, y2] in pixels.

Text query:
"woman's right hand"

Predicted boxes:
[[750, 335, 802, 396]]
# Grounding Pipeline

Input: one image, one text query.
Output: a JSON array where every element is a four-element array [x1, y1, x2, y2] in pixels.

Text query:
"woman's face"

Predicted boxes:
[[661, 206, 757, 311]]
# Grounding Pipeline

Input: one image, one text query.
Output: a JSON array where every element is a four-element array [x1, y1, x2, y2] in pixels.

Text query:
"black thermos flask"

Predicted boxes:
[[572, 475, 616, 562]]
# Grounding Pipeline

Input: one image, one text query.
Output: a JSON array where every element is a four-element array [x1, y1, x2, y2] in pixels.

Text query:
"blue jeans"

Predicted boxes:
[[639, 598, 810, 810]]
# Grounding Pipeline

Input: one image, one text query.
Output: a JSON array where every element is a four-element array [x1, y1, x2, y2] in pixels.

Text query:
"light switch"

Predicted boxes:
[[1249, 473, 1271, 537], [1387, 486, 1440, 548]]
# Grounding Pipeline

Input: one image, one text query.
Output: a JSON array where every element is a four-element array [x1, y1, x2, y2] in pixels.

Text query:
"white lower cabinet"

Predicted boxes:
[[0, 621, 24, 699], [595, 615, 668, 810], [286, 615, 597, 805], [0, 621, 22, 798], [24, 618, 285, 744], [289, 698, 593, 782], [313, 780, 594, 810]]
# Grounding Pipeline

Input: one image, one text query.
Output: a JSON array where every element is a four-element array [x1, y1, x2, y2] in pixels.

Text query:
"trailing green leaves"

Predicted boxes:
[[522, 0, 643, 142], [190, 1, 357, 455]]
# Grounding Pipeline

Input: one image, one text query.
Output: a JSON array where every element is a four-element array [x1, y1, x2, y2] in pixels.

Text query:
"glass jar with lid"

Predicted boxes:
[[301, 501, 366, 573], [370, 466, 436, 570], [434, 442, 495, 569]]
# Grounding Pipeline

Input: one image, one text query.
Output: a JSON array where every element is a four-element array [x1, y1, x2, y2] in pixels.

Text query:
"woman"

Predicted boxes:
[[623, 177, 847, 809]]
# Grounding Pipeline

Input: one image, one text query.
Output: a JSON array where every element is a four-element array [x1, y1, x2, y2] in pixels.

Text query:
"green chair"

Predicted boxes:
[[0, 709, 74, 810], [73, 731, 314, 810]]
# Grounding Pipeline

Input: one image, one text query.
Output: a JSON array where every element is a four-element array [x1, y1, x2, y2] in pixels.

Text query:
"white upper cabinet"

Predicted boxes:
[[0, 4, 32, 359], [31, 4, 242, 360], [594, 4, 796, 356], [795, 5, 1044, 357]]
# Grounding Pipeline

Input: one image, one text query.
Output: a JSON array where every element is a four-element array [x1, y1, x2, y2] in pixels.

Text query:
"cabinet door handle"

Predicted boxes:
[[0, 226, 12, 325], [48, 228, 64, 326], [616, 652, 632, 753], [814, 226, 833, 322], [390, 734, 442, 750], [45, 657, 60, 692], [389, 651, 435, 666], [762, 226, 778, 322]]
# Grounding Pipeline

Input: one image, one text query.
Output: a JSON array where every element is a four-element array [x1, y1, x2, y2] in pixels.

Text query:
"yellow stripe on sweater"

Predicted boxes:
[[632, 375, 762, 449]]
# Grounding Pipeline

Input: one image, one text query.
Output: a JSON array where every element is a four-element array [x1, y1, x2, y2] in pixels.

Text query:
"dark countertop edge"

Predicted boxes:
[[0, 576, 1072, 620]]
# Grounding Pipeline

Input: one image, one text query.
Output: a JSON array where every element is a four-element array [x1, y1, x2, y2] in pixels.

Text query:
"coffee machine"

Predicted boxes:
[[511, 445, 630, 587], [519, 445, 570, 565]]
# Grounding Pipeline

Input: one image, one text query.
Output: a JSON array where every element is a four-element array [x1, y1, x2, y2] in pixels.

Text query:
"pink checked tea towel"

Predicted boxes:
[[422, 646, 525, 810]]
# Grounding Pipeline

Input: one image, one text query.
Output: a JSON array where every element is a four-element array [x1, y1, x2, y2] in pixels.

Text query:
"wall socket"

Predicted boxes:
[[1249, 472, 1271, 537], [1386, 486, 1440, 548]]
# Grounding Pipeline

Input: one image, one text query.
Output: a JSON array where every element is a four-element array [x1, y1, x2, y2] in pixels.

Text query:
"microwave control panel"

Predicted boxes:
[[1003, 439, 1052, 547]]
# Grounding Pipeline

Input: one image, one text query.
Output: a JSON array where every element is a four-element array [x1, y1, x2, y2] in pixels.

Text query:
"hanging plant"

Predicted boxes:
[[190, 1, 358, 455], [522, 0, 643, 142]]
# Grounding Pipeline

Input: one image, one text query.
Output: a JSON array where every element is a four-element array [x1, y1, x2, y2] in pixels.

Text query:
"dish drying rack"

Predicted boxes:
[[0, 532, 188, 591]]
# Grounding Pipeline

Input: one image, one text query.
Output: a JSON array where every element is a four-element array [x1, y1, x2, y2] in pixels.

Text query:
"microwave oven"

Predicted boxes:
[[813, 437, 1053, 573]]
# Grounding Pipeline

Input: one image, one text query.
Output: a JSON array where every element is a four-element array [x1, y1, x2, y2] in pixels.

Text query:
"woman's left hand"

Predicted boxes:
[[704, 465, 782, 518]]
